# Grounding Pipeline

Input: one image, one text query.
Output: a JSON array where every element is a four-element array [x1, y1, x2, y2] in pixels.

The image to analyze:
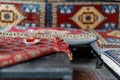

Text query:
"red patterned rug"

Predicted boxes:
[[0, 2, 119, 30], [0, 37, 71, 68], [0, 1, 45, 29], [50, 2, 119, 30], [90, 30, 120, 48]]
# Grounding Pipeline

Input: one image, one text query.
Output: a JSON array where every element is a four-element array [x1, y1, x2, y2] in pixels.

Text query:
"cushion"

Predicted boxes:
[[0, 27, 98, 45], [101, 49, 120, 76]]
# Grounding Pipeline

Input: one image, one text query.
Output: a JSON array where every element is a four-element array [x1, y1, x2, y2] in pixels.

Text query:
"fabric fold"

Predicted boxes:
[[0, 37, 72, 68]]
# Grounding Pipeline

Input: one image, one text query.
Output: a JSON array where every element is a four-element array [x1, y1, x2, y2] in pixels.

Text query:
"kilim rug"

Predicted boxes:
[[90, 30, 120, 48], [89, 30, 120, 55], [0, 1, 119, 30], [0, 0, 45, 30], [49, 2, 119, 30]]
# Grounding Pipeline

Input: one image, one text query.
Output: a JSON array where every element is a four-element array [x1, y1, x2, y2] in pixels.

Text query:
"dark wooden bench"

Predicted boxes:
[[0, 53, 73, 80]]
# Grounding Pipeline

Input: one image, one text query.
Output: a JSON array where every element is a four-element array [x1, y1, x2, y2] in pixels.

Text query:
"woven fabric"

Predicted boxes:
[[0, 1, 45, 31], [0, 27, 98, 45], [50, 3, 119, 30], [101, 49, 120, 76], [103, 49, 120, 67], [0, 37, 71, 68], [0, 2, 119, 30], [90, 30, 120, 49]]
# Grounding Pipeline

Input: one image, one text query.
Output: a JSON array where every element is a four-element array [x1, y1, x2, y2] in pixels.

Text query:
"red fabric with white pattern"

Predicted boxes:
[[0, 37, 71, 68]]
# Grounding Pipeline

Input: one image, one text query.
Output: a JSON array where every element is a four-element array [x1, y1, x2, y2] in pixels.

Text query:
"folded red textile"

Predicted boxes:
[[0, 37, 72, 68]]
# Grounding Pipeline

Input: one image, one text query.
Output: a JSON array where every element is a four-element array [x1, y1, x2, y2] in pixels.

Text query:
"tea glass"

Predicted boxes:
[[26, 29, 36, 42]]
